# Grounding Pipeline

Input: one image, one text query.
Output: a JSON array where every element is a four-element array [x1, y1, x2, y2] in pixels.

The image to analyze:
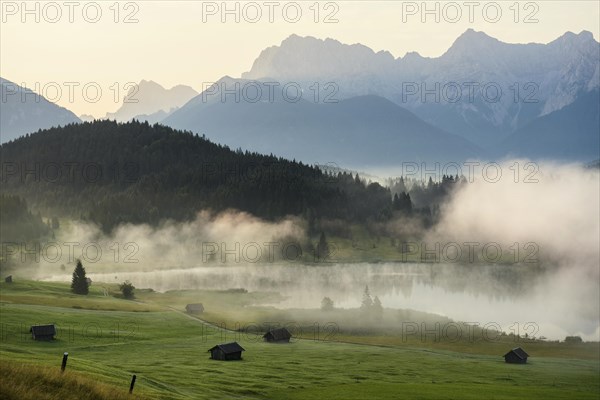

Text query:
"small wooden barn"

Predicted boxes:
[[185, 303, 204, 314], [263, 327, 292, 343], [4, 275, 12, 283], [30, 324, 57, 341], [208, 342, 245, 361], [504, 347, 529, 364]]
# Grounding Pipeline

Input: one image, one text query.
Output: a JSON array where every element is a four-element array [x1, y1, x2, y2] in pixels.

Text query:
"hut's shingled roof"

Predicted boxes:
[[30, 325, 57, 336], [504, 347, 529, 359], [208, 342, 245, 354], [263, 327, 292, 340]]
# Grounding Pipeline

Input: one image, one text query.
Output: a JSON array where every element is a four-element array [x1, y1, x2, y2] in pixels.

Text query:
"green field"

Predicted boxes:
[[0, 280, 598, 399]]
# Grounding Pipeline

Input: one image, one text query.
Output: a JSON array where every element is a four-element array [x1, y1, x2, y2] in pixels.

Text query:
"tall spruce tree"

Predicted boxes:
[[71, 259, 89, 295], [316, 232, 329, 260], [360, 285, 373, 311], [372, 296, 383, 320]]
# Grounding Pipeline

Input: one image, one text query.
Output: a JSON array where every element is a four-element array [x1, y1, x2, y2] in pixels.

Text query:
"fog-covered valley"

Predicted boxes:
[[23, 160, 599, 342]]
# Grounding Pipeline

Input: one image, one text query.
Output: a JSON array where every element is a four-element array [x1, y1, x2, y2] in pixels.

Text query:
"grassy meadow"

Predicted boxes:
[[0, 279, 598, 399]]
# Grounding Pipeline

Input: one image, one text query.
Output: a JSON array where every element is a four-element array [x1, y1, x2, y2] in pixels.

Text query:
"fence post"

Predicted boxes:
[[129, 374, 137, 394], [61, 352, 68, 372]]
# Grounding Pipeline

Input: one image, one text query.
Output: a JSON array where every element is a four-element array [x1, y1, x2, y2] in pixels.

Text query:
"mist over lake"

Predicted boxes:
[[36, 260, 597, 342], [22, 160, 597, 344]]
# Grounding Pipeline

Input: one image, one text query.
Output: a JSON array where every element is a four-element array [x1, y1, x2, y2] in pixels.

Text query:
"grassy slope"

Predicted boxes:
[[1, 281, 598, 400], [0, 361, 148, 400]]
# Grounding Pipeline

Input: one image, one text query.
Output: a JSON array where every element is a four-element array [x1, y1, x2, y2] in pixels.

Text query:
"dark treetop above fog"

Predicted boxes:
[[0, 121, 460, 233]]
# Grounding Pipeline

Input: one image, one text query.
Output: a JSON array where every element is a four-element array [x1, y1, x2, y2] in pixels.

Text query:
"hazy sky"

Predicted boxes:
[[1, 0, 598, 117]]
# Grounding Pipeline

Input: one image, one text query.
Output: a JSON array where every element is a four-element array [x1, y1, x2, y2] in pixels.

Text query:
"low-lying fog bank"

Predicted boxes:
[[29, 160, 600, 341], [38, 262, 598, 341]]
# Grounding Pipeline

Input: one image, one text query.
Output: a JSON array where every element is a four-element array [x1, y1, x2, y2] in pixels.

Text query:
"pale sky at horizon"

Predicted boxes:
[[1, 0, 599, 117]]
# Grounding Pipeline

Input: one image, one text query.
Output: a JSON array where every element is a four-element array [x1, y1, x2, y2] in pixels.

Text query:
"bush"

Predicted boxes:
[[119, 281, 135, 299], [564, 336, 583, 343], [321, 297, 334, 311]]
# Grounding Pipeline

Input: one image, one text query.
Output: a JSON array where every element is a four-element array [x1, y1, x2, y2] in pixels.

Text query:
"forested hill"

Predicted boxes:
[[0, 120, 393, 232]]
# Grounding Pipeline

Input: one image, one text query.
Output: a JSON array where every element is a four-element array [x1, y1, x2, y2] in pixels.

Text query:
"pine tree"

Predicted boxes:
[[372, 296, 383, 320], [427, 176, 434, 189], [316, 231, 329, 260], [403, 192, 413, 212], [360, 285, 373, 311], [397, 176, 406, 193], [71, 259, 89, 295]]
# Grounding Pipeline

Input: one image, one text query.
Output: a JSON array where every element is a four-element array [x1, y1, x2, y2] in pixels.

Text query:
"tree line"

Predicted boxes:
[[0, 121, 392, 232], [1, 120, 462, 235]]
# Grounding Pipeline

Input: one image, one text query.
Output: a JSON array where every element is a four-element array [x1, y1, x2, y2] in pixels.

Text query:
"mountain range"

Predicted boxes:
[[163, 78, 481, 166], [162, 30, 598, 165], [242, 30, 599, 149], [2, 30, 598, 164], [105, 80, 198, 123], [0, 78, 81, 143], [498, 88, 599, 160]]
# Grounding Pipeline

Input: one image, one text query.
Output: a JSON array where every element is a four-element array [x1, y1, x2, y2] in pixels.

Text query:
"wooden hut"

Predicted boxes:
[[263, 327, 292, 343], [504, 347, 529, 364], [208, 342, 245, 361], [185, 303, 204, 314], [30, 324, 57, 341], [4, 275, 12, 283]]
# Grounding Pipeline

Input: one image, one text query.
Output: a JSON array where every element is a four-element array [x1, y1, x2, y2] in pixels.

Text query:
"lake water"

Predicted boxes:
[[43, 262, 599, 341]]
